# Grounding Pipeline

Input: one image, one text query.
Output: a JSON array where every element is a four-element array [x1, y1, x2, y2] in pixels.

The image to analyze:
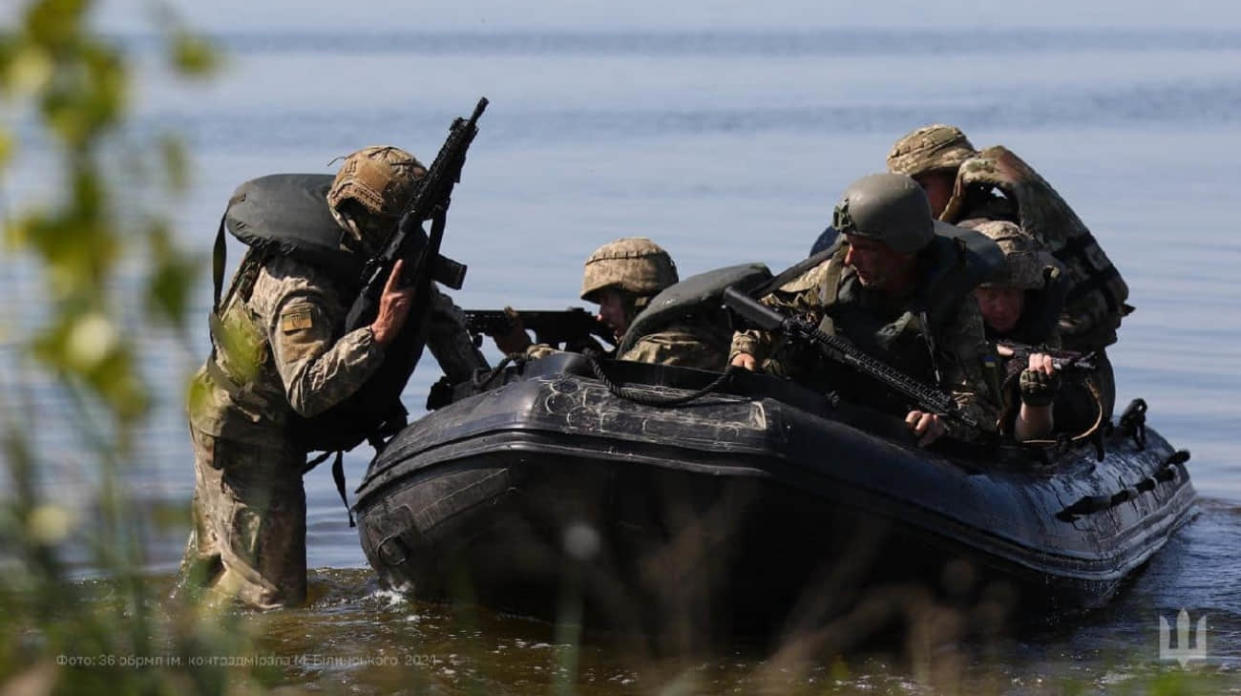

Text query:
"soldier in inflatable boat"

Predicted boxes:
[[491, 237, 748, 371], [731, 173, 1003, 447], [180, 146, 486, 609], [886, 124, 1130, 418], [965, 219, 1106, 444]]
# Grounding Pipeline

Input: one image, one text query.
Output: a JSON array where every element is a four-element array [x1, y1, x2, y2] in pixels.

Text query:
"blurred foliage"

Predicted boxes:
[[0, 1, 271, 693]]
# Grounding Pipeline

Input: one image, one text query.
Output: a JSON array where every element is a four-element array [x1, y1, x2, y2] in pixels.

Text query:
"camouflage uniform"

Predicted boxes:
[[181, 147, 485, 609], [730, 255, 998, 441], [967, 220, 1105, 438], [618, 321, 732, 370], [887, 125, 1129, 354], [732, 174, 999, 442], [888, 126, 1124, 419]]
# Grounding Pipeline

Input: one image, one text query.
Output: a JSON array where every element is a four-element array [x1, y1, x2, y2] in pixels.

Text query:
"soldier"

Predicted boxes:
[[180, 146, 486, 609], [886, 125, 1130, 352], [967, 220, 1103, 441], [887, 124, 1127, 415], [731, 173, 1000, 447], [496, 237, 731, 370]]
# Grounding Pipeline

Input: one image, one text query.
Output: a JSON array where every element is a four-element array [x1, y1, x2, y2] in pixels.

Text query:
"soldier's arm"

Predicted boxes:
[[268, 288, 387, 418], [937, 299, 1001, 440], [424, 286, 489, 384], [730, 260, 832, 369]]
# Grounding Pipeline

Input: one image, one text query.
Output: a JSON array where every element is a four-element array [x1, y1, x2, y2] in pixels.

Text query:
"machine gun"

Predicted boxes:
[[464, 307, 615, 351], [723, 287, 980, 431]]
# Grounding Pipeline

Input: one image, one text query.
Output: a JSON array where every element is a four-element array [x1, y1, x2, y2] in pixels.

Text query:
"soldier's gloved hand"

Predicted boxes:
[[371, 259, 417, 346], [1019, 352, 1061, 407]]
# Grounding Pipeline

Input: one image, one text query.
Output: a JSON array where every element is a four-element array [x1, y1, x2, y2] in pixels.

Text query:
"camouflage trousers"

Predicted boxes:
[[179, 424, 307, 610]]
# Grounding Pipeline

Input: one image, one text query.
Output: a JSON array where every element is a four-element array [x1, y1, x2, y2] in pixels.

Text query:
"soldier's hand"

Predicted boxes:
[[731, 353, 758, 371], [905, 410, 946, 447], [370, 259, 417, 346], [493, 307, 533, 355], [1019, 353, 1061, 407]]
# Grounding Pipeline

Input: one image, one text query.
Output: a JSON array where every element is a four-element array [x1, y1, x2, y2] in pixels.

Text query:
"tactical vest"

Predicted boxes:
[[805, 230, 1000, 411], [207, 174, 422, 457], [942, 146, 1131, 351]]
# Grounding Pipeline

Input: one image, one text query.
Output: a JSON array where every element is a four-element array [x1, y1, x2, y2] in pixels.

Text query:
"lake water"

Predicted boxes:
[[3, 22, 1240, 693]]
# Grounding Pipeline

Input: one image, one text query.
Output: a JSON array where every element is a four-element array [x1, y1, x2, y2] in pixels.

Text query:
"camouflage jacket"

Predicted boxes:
[[730, 257, 999, 441], [523, 320, 730, 372], [943, 146, 1130, 352], [189, 255, 485, 447], [619, 320, 731, 370]]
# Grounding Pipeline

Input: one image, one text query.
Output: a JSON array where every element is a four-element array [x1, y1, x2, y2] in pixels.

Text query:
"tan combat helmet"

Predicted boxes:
[[966, 220, 1056, 290], [886, 124, 977, 177], [327, 146, 427, 246], [832, 173, 937, 255], [580, 237, 679, 304]]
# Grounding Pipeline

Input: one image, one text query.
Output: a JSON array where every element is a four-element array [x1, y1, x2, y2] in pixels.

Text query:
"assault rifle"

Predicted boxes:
[[291, 98, 488, 458], [344, 97, 488, 331], [996, 342, 1096, 373], [723, 287, 980, 431], [464, 307, 616, 350]]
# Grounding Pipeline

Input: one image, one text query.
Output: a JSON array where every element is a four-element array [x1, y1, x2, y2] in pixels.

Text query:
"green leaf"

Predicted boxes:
[[170, 32, 220, 77]]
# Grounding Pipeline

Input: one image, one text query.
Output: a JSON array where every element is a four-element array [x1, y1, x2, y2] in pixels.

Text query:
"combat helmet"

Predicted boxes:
[[580, 237, 679, 304], [966, 220, 1057, 290], [832, 173, 937, 255], [886, 124, 977, 177], [327, 146, 426, 247]]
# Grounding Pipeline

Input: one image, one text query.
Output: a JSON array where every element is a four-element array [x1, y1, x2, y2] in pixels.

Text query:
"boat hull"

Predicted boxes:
[[355, 355, 1196, 635]]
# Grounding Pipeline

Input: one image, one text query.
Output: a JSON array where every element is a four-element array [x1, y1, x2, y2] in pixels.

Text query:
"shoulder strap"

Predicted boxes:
[[751, 240, 840, 299], [819, 246, 848, 308]]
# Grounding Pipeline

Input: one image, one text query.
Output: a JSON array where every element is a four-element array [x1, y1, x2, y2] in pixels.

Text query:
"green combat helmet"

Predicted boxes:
[[886, 124, 977, 177], [327, 146, 427, 249], [832, 173, 937, 254], [967, 220, 1058, 290], [580, 237, 679, 305]]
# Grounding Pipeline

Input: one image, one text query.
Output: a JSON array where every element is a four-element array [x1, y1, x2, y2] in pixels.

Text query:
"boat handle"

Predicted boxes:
[[1056, 450, 1190, 520]]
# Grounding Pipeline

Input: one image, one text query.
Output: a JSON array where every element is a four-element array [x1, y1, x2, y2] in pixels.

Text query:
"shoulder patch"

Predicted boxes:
[[779, 259, 834, 294], [280, 308, 314, 333]]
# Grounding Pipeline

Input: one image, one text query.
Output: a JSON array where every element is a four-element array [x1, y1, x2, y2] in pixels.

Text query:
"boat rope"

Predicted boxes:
[[582, 351, 737, 407], [472, 354, 525, 389]]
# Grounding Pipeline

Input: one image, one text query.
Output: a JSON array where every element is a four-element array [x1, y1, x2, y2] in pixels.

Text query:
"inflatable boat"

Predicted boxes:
[[352, 351, 1195, 635]]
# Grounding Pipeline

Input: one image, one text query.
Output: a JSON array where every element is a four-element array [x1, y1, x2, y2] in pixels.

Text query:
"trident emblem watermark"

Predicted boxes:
[[1158, 609, 1207, 668]]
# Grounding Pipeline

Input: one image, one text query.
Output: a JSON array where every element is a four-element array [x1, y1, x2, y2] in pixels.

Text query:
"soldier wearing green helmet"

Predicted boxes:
[[732, 173, 1000, 446]]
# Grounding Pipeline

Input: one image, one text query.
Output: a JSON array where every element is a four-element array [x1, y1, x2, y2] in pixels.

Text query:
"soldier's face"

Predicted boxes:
[[844, 235, 916, 292], [596, 288, 630, 339], [913, 171, 956, 218], [974, 286, 1025, 334]]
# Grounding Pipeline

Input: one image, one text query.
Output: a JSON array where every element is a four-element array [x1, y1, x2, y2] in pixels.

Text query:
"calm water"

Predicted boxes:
[[4, 25, 1241, 692]]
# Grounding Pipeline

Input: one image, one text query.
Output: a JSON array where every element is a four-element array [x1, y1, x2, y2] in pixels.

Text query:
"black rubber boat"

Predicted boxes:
[[354, 352, 1196, 635]]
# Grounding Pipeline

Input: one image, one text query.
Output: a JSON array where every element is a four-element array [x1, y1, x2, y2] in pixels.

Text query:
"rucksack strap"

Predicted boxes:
[[750, 241, 840, 299]]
